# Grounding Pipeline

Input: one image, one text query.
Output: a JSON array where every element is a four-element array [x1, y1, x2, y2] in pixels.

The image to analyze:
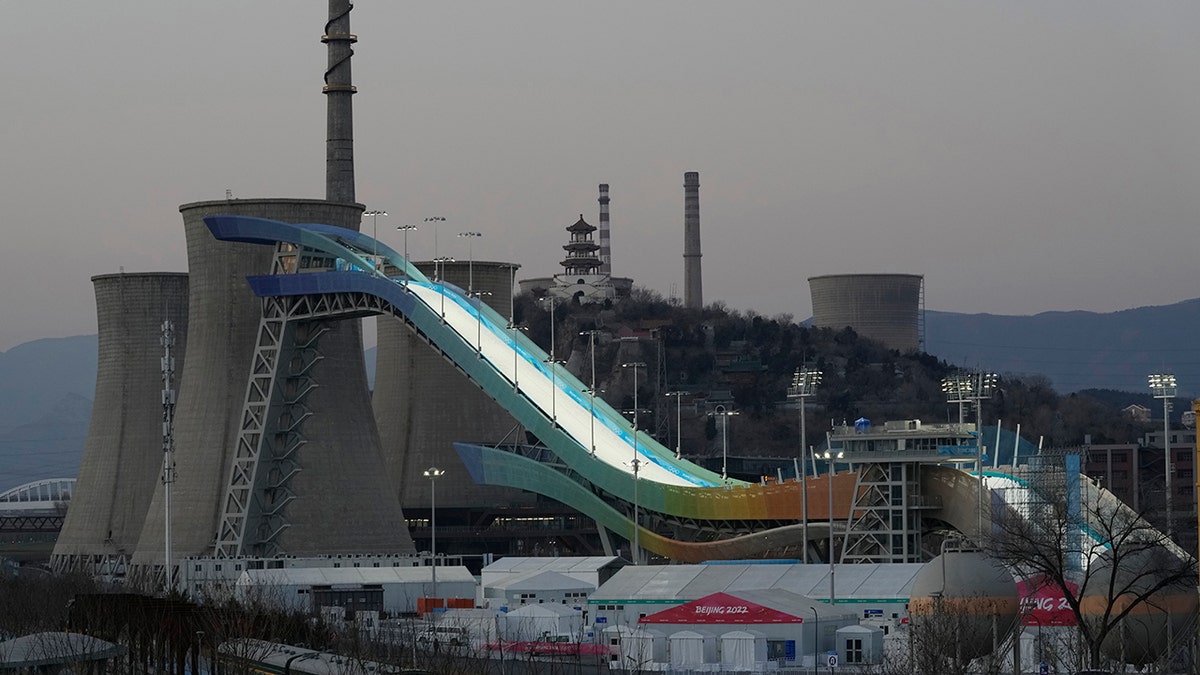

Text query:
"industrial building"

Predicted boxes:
[[808, 273, 924, 352], [52, 272, 189, 576]]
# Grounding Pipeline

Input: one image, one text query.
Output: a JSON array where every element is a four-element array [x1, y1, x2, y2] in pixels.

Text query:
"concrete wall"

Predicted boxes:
[[133, 198, 414, 570], [808, 274, 923, 353], [374, 260, 534, 510], [52, 273, 189, 568]]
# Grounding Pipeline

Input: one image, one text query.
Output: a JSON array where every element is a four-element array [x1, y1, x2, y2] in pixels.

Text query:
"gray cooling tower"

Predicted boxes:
[[808, 274, 924, 352], [132, 199, 414, 569], [374, 260, 533, 510], [51, 273, 189, 572]]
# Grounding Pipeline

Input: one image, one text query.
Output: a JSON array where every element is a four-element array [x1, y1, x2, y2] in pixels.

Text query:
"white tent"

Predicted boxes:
[[669, 629, 715, 667], [721, 630, 767, 670], [601, 625, 633, 669], [436, 608, 500, 649], [624, 628, 666, 670], [500, 604, 582, 642]]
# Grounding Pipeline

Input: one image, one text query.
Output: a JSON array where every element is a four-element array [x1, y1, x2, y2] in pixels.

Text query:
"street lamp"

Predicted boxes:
[[423, 467, 445, 603], [1149, 373, 1178, 536], [809, 605, 820, 675], [395, 224, 417, 288], [664, 391, 686, 459], [470, 290, 492, 356], [788, 367, 822, 563], [820, 450, 844, 604], [622, 362, 647, 436], [622, 361, 647, 565], [545, 297, 560, 419], [425, 216, 446, 280], [432, 257, 455, 320], [580, 330, 602, 456], [457, 231, 482, 295], [363, 209, 387, 269], [710, 405, 739, 481]]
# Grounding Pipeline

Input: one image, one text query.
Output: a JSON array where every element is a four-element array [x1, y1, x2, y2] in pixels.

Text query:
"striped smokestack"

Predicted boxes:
[[598, 183, 611, 276], [683, 171, 703, 309], [323, 0, 356, 202]]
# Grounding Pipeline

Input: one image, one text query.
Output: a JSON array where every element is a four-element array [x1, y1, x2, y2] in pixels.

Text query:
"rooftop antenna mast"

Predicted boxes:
[[160, 319, 177, 593]]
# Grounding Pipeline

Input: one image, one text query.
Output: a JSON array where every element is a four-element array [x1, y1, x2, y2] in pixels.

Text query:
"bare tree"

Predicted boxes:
[[989, 468, 1197, 670], [906, 594, 1024, 675]]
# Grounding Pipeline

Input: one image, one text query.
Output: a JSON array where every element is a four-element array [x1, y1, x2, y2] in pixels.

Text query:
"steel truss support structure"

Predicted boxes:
[[214, 274, 404, 558], [841, 461, 928, 564]]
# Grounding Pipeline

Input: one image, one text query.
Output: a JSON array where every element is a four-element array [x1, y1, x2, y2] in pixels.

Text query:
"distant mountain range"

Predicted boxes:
[[2, 298, 1196, 491], [924, 298, 1200, 397]]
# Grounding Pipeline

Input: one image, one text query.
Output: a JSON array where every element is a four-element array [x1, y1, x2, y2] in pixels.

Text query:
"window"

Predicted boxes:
[[214, 564, 222, 572], [846, 638, 863, 664]]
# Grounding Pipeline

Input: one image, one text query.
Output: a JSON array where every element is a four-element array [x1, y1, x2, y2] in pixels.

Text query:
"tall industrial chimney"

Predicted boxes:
[[324, 0, 356, 202], [683, 171, 703, 309], [598, 184, 611, 276]]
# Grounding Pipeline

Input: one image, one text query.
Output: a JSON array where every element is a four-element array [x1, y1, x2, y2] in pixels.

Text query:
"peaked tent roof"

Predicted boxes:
[[502, 570, 596, 592], [640, 590, 817, 625]]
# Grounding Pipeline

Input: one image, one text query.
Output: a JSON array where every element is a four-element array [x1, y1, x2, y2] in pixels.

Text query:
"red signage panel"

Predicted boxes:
[[640, 592, 804, 624]]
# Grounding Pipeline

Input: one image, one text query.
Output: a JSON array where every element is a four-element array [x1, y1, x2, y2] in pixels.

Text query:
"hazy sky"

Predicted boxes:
[[2, 2, 1199, 352]]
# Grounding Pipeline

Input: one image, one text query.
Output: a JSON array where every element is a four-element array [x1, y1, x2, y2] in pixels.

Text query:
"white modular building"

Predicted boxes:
[[486, 570, 594, 611], [589, 562, 921, 636], [499, 604, 585, 643], [480, 556, 622, 592], [609, 589, 860, 671], [234, 565, 476, 615]]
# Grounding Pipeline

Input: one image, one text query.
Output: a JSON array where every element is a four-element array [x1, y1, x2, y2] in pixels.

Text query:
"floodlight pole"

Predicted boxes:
[[823, 450, 843, 604], [788, 367, 822, 563], [1150, 373, 1178, 536], [424, 467, 445, 603]]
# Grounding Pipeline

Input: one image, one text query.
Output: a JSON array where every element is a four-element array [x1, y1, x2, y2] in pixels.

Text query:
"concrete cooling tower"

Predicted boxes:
[[132, 199, 414, 575], [373, 260, 535, 521], [808, 274, 924, 352], [52, 273, 189, 574]]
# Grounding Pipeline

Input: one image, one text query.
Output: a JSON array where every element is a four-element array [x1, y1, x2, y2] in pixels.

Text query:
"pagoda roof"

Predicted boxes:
[[566, 215, 596, 233]]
